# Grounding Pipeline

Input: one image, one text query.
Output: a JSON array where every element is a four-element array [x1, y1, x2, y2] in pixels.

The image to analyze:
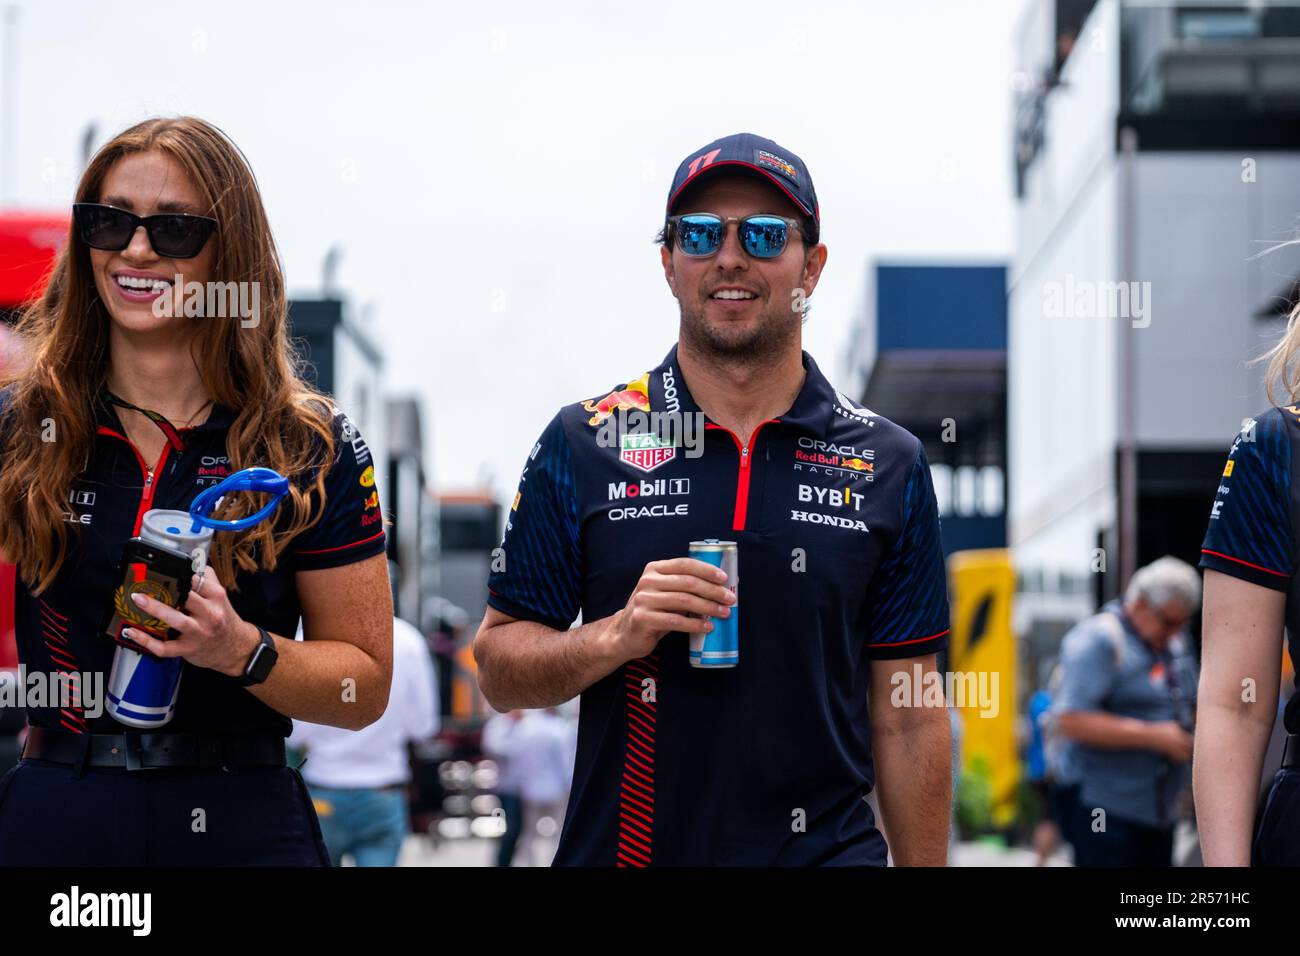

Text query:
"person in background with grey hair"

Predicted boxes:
[[1048, 556, 1201, 866]]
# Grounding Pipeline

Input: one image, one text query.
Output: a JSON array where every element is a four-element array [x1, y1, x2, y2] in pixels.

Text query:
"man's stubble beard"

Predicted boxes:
[[678, 296, 800, 369]]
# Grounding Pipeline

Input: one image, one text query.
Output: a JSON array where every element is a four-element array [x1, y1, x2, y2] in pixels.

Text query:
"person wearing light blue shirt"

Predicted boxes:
[[290, 616, 439, 866], [1051, 557, 1200, 867]]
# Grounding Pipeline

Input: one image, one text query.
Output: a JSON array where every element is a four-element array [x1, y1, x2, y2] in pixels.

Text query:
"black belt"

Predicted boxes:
[[22, 726, 287, 772], [1284, 734, 1300, 771]]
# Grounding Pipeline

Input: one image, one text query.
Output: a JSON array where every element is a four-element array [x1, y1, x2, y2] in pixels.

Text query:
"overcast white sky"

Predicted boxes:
[[4, 0, 1022, 500]]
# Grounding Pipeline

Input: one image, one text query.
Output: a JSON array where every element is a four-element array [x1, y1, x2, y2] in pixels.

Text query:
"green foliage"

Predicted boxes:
[[955, 753, 994, 838]]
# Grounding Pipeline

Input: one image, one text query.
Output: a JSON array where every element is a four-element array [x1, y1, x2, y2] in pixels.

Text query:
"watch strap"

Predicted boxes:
[[237, 626, 277, 687]]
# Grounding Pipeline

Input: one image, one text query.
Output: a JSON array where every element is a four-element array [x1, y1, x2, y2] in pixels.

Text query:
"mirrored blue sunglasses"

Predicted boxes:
[[668, 213, 802, 259]]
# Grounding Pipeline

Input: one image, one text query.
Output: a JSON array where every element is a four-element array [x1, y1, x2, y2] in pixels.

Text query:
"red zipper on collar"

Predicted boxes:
[[705, 419, 778, 531], [95, 426, 174, 535]]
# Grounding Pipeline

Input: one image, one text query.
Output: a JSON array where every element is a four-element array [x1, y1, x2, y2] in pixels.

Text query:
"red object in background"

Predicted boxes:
[[1, 210, 67, 672], [0, 564, 15, 669], [0, 211, 68, 306]]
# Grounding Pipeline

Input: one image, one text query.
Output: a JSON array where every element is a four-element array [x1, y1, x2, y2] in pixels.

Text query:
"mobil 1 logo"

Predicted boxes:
[[608, 478, 690, 501]]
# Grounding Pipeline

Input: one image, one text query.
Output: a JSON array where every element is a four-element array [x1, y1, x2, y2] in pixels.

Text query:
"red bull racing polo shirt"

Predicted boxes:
[[487, 344, 950, 866], [0, 386, 387, 737]]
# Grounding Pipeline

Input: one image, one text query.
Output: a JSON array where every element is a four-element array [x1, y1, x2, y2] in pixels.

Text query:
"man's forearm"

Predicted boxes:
[[871, 708, 952, 865], [1057, 711, 1160, 751], [474, 612, 627, 710]]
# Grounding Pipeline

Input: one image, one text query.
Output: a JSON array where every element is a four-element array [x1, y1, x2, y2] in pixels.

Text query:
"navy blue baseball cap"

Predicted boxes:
[[666, 132, 819, 222]]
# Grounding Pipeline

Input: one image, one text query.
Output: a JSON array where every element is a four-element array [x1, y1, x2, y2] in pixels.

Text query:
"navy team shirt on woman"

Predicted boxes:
[[1200, 405, 1300, 732], [487, 345, 951, 866], [0, 386, 387, 737]]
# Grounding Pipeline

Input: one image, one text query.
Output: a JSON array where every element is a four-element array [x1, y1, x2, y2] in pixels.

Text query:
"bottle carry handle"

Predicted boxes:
[[188, 467, 290, 533]]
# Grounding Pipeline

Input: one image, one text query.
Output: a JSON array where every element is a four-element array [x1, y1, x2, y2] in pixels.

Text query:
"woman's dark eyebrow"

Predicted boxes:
[[155, 199, 199, 214], [99, 195, 199, 214]]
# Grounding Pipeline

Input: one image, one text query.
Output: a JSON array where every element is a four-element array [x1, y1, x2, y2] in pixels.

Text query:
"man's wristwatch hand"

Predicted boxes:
[[237, 625, 278, 687]]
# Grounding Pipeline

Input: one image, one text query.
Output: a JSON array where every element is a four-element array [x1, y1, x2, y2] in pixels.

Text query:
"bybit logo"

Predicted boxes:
[[797, 483, 864, 511]]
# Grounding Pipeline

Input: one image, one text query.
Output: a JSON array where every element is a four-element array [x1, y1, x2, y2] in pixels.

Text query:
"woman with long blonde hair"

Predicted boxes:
[[1197, 301, 1300, 866], [0, 117, 392, 865]]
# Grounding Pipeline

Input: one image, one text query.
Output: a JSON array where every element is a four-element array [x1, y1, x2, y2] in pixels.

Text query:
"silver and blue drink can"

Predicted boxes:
[[105, 510, 214, 728], [688, 539, 738, 668]]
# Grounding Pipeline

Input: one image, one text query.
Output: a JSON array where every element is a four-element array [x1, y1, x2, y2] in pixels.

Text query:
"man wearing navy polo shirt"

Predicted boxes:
[[475, 133, 952, 866]]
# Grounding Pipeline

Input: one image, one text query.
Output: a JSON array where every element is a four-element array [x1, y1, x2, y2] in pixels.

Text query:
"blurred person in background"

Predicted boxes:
[[1197, 321, 1300, 865], [1050, 557, 1200, 866], [1025, 686, 1062, 866], [511, 707, 578, 866], [482, 707, 525, 866], [290, 615, 437, 866]]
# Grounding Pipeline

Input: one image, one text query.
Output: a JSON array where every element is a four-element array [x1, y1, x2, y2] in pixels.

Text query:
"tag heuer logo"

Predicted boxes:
[[620, 433, 677, 473]]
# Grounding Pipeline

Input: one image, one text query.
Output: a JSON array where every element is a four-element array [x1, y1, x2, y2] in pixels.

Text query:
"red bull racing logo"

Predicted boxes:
[[584, 372, 650, 427], [755, 149, 798, 183], [793, 437, 876, 481]]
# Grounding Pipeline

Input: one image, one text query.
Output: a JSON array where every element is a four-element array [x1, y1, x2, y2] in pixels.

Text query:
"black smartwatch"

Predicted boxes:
[[237, 626, 278, 687]]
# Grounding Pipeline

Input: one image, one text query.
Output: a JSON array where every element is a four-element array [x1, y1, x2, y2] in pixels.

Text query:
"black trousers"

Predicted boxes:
[[1057, 783, 1174, 867], [0, 757, 330, 866], [1255, 768, 1300, 866]]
